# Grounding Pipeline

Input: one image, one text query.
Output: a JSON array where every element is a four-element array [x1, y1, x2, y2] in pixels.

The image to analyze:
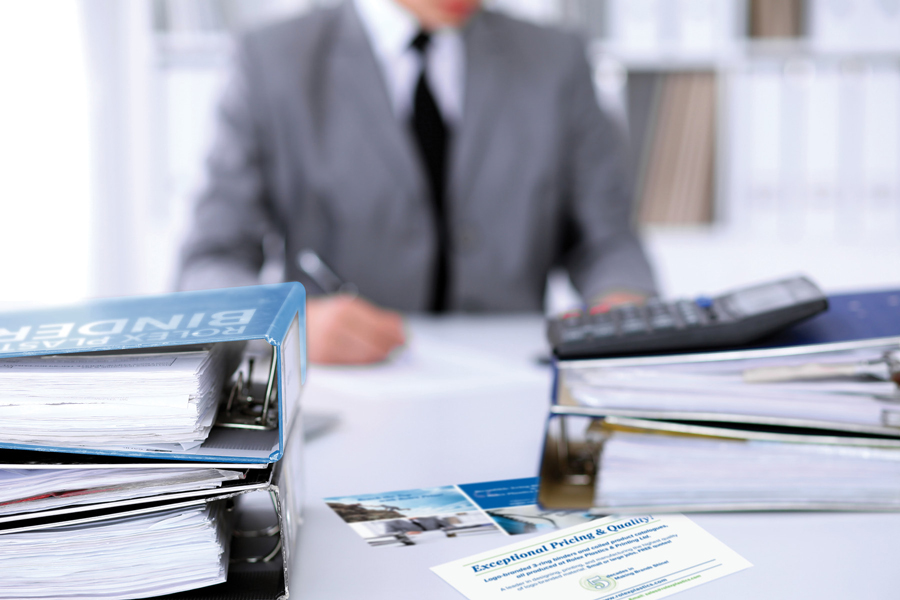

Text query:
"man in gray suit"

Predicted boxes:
[[178, 0, 656, 364]]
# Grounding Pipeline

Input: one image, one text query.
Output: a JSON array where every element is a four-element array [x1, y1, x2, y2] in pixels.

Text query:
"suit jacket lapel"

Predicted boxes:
[[332, 2, 425, 200], [449, 13, 507, 208]]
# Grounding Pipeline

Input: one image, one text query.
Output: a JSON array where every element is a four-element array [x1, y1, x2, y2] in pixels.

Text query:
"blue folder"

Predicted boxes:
[[0, 283, 306, 464], [755, 288, 900, 348]]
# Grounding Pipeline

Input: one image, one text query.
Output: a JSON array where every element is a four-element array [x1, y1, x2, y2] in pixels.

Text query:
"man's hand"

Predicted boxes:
[[307, 294, 406, 364], [592, 290, 650, 309]]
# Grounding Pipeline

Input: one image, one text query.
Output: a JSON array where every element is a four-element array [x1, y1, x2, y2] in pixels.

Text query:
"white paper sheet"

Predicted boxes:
[[0, 502, 230, 599], [0, 467, 244, 515], [595, 431, 900, 509], [308, 331, 546, 401], [0, 347, 229, 450]]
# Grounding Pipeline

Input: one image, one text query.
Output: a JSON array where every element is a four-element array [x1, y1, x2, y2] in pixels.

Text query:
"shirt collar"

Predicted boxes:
[[354, 0, 420, 60]]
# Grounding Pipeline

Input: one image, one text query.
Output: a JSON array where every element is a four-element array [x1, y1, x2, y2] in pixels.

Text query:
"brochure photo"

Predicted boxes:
[[457, 479, 596, 536], [432, 514, 751, 600], [325, 478, 596, 547]]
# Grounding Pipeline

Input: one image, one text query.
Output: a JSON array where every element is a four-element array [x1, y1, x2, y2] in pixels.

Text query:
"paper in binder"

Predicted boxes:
[[539, 413, 900, 514], [0, 501, 234, 600], [0, 347, 231, 452], [557, 341, 900, 434], [0, 453, 277, 523], [0, 283, 306, 463], [0, 466, 246, 516]]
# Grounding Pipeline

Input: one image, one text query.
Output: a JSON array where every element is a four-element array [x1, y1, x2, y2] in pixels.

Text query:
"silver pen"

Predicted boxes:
[[296, 249, 359, 297]]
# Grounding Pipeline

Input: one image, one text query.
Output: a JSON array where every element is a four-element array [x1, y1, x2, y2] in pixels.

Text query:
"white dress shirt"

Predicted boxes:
[[353, 0, 465, 125]]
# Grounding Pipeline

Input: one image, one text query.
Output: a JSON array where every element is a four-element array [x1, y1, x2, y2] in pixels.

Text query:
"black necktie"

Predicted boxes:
[[410, 31, 450, 313]]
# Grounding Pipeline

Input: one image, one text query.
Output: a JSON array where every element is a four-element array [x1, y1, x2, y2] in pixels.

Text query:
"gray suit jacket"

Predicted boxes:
[[178, 2, 656, 312]]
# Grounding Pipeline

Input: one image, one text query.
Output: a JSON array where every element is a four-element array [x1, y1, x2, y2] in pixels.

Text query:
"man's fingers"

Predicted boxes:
[[319, 328, 391, 364], [307, 295, 406, 364], [338, 296, 406, 347], [325, 314, 400, 364]]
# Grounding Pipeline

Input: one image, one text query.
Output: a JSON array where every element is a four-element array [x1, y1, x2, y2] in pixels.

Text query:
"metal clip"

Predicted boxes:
[[557, 416, 599, 486], [216, 345, 279, 431], [231, 491, 283, 564]]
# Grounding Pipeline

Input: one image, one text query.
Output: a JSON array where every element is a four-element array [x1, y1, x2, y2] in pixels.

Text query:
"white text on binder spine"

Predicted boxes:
[[0, 309, 256, 352]]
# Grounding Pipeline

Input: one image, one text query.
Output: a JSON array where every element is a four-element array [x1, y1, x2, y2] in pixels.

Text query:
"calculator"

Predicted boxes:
[[548, 276, 829, 359]]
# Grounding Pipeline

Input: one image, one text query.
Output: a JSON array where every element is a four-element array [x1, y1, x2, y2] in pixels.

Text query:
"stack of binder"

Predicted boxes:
[[538, 288, 900, 513], [0, 283, 306, 599]]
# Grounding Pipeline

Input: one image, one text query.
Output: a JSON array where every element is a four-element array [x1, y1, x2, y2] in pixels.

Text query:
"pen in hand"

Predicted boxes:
[[295, 249, 405, 365], [296, 249, 359, 297]]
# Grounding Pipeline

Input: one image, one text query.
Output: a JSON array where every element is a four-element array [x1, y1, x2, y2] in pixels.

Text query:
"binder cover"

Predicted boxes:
[[0, 284, 306, 464], [755, 288, 900, 347]]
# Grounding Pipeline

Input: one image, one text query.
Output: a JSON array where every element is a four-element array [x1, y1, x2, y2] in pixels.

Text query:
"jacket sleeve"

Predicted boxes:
[[558, 38, 657, 301], [176, 35, 276, 292]]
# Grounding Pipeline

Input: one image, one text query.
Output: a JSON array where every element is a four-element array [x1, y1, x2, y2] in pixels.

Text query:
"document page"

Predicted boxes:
[[0, 502, 230, 599], [593, 430, 900, 510], [432, 514, 750, 600], [0, 348, 229, 451], [309, 331, 546, 401], [0, 467, 244, 515]]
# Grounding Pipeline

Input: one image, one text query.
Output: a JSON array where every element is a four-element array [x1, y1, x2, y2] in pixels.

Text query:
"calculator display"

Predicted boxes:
[[725, 285, 797, 316]]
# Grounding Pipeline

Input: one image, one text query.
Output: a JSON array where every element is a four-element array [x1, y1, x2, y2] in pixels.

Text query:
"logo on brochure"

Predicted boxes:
[[580, 574, 616, 592]]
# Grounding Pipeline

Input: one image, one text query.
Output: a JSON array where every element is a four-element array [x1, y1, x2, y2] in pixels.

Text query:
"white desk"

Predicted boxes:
[[293, 315, 900, 599]]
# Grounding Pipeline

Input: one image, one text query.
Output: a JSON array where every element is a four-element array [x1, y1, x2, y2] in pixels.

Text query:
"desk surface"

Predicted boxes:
[[293, 315, 900, 599]]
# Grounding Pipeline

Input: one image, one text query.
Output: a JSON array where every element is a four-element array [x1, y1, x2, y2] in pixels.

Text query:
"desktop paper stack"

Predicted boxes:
[[539, 289, 900, 513], [0, 284, 307, 599]]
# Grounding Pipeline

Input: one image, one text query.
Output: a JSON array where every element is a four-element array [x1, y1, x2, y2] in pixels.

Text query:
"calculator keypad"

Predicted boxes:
[[548, 276, 829, 359], [555, 299, 718, 345]]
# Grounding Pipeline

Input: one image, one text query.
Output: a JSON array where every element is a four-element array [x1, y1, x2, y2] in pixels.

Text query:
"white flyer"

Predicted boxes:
[[431, 514, 751, 600]]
